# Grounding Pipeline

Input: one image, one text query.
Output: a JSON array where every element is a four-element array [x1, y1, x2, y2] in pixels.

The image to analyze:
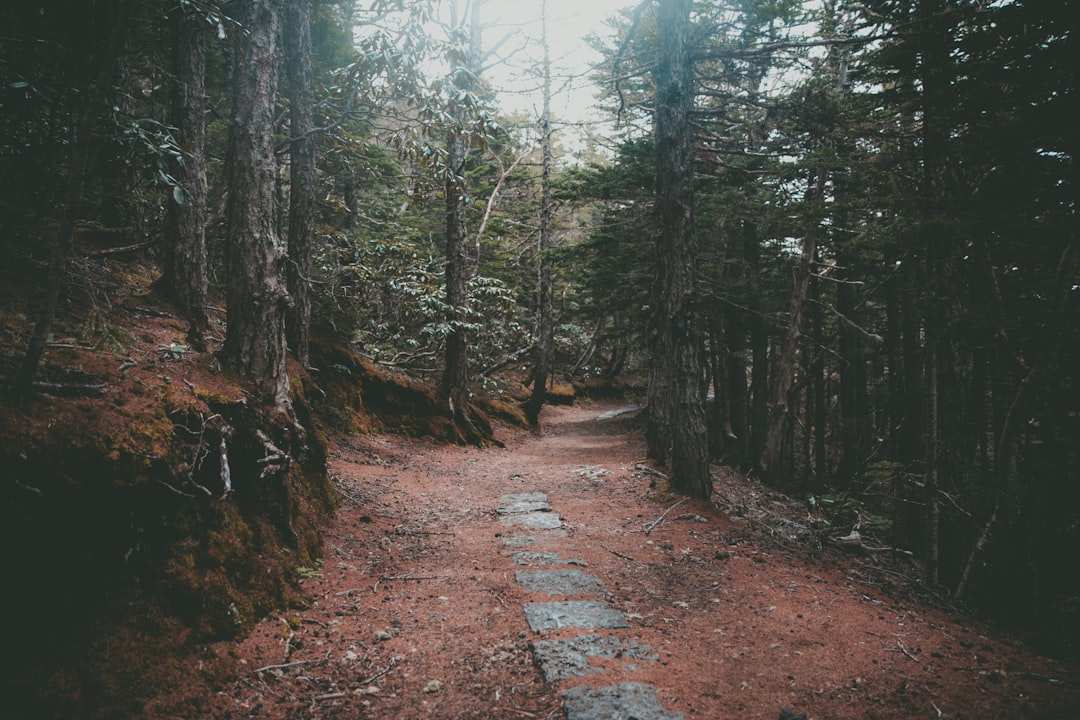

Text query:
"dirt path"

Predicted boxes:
[[168, 403, 1079, 719]]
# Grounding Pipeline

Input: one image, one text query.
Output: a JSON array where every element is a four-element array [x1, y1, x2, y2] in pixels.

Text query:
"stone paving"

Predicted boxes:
[[497, 491, 684, 720]]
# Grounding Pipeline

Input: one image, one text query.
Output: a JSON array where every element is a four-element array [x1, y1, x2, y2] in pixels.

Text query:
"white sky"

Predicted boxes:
[[476, 0, 638, 135]]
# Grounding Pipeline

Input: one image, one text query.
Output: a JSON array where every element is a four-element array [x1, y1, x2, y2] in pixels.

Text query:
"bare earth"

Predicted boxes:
[[156, 402, 1079, 719]]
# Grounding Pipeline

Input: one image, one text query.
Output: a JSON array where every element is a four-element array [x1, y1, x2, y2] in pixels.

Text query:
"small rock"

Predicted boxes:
[[374, 629, 393, 642], [423, 679, 442, 694]]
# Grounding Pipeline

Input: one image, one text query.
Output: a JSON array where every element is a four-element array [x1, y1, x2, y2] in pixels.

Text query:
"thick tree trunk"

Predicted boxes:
[[284, 0, 316, 368], [759, 172, 823, 481], [443, 129, 472, 430], [160, 4, 210, 347], [648, 0, 711, 498], [222, 0, 291, 412], [526, 0, 555, 426]]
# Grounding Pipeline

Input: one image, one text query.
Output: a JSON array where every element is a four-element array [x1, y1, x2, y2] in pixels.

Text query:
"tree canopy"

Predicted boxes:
[[1, 0, 1076, 661]]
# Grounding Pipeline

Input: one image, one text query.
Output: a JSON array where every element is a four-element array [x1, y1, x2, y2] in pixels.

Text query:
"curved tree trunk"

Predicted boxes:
[[222, 0, 291, 412], [759, 171, 823, 481], [526, 0, 555, 427], [285, 0, 316, 368], [648, 0, 711, 498]]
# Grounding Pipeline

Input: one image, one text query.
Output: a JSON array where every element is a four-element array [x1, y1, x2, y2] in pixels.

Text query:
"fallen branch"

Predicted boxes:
[[600, 543, 642, 564], [635, 462, 669, 481], [895, 638, 919, 662], [253, 657, 322, 674], [359, 658, 396, 686], [645, 497, 688, 535], [31, 380, 107, 397]]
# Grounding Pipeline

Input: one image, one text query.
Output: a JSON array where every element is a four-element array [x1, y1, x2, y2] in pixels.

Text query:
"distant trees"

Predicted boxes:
[[3, 0, 1075, 649], [572, 0, 1078, 644]]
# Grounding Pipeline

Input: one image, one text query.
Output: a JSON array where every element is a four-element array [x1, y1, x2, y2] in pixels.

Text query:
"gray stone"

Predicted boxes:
[[497, 492, 551, 514], [502, 535, 536, 547], [511, 551, 561, 565], [515, 569, 607, 596], [500, 511, 562, 530], [531, 634, 657, 682], [562, 682, 683, 720], [522, 600, 630, 633], [511, 552, 587, 567]]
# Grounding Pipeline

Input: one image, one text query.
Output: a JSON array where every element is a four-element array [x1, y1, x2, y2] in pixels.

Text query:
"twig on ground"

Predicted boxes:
[[634, 462, 669, 481], [359, 659, 396, 686], [645, 497, 688, 535], [601, 543, 642, 564], [253, 657, 323, 674], [896, 638, 919, 662]]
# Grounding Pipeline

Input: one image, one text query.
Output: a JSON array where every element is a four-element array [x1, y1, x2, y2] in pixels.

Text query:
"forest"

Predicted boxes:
[[0, 0, 1077, 715]]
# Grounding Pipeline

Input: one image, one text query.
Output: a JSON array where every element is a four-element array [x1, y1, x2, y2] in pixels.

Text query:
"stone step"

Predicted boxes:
[[523, 600, 630, 633], [530, 633, 657, 682], [515, 568, 607, 596], [563, 682, 684, 720]]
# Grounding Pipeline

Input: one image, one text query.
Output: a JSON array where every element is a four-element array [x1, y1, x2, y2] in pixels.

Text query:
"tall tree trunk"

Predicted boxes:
[[222, 0, 291, 412], [160, 3, 210, 347], [726, 302, 749, 470], [809, 267, 827, 492], [836, 249, 866, 485], [648, 0, 711, 498], [284, 0, 316, 368], [526, 0, 555, 426], [747, 224, 770, 468], [443, 128, 472, 431], [759, 172, 823, 481]]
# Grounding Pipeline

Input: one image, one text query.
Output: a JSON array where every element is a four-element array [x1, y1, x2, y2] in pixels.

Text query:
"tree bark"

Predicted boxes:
[[160, 3, 210, 347], [525, 0, 555, 426], [443, 128, 472, 431], [222, 0, 292, 412], [284, 0, 316, 368], [759, 171, 823, 481], [647, 0, 711, 498]]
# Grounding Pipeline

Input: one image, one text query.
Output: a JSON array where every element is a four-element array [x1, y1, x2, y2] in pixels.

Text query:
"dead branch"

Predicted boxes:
[[635, 462, 669, 481], [358, 658, 396, 686], [29, 381, 107, 397], [254, 429, 291, 479], [645, 497, 689, 535], [600, 543, 642, 564], [253, 657, 324, 674]]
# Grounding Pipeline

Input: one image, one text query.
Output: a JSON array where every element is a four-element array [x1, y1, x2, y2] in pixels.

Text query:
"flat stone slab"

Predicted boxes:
[[531, 634, 657, 682], [511, 551, 587, 567], [515, 569, 606, 596], [502, 535, 537, 547], [497, 492, 551, 514], [523, 600, 630, 633], [500, 511, 562, 530], [562, 682, 684, 720]]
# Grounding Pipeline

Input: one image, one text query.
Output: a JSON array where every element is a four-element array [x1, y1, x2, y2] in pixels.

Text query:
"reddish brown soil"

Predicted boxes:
[[150, 402, 1079, 719]]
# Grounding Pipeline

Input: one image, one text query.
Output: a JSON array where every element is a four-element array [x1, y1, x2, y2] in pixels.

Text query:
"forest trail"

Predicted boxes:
[[165, 402, 1080, 719]]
